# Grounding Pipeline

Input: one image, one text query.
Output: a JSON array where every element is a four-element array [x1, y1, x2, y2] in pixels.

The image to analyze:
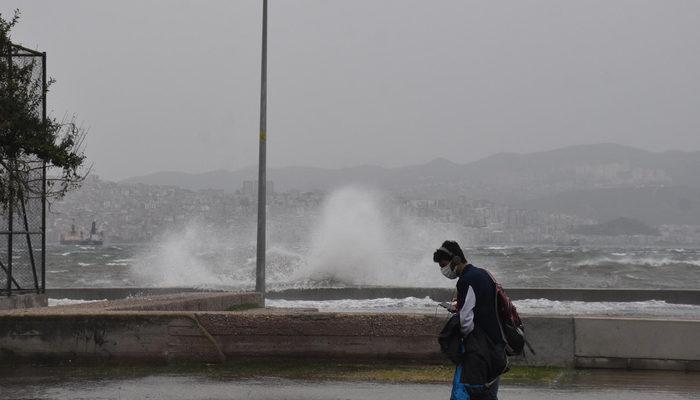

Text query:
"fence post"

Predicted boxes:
[[41, 51, 47, 294]]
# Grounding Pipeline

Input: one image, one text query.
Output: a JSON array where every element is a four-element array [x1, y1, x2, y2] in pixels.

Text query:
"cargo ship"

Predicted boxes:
[[60, 221, 104, 245]]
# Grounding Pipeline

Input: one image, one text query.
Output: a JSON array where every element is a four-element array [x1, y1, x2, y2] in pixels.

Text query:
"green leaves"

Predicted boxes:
[[1, 10, 87, 209]]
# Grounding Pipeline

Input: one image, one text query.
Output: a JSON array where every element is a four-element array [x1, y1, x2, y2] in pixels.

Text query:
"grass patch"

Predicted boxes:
[[500, 366, 566, 385], [204, 359, 566, 385], [1, 360, 567, 386], [209, 360, 452, 383], [224, 303, 261, 312]]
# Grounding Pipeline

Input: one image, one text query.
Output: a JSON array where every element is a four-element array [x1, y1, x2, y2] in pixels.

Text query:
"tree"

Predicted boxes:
[[0, 9, 87, 211]]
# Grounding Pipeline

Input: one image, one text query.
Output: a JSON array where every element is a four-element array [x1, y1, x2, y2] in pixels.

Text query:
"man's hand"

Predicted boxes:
[[439, 301, 458, 313]]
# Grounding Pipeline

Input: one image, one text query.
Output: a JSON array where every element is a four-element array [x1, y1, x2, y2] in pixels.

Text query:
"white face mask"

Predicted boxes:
[[441, 264, 459, 280]]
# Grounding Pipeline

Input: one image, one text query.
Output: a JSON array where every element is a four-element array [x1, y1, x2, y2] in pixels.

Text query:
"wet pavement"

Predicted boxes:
[[1, 369, 698, 400]]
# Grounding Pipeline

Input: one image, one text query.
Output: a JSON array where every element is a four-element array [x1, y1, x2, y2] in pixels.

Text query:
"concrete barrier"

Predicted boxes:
[[2, 310, 698, 370], [44, 287, 700, 304], [108, 292, 262, 312], [513, 316, 574, 367], [574, 317, 700, 371], [45, 287, 205, 301], [0, 293, 47, 310], [0, 312, 442, 364], [0, 313, 230, 363], [0, 291, 262, 363], [2, 291, 699, 371], [268, 287, 700, 305], [199, 312, 442, 361]]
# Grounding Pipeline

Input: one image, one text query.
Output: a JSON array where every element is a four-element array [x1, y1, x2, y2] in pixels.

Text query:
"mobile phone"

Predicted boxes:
[[438, 302, 451, 309]]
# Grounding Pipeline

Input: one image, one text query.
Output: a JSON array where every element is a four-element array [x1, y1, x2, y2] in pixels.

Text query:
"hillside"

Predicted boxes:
[[122, 144, 700, 225]]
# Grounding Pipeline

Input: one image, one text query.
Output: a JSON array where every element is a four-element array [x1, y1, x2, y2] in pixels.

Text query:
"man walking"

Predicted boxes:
[[434, 240, 507, 400]]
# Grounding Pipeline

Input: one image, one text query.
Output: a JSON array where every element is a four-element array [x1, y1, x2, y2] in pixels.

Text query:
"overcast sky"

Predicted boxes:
[[4, 1, 700, 180]]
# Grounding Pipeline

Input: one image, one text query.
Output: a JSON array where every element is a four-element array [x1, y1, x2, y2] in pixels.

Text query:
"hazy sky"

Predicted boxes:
[[4, 1, 700, 180]]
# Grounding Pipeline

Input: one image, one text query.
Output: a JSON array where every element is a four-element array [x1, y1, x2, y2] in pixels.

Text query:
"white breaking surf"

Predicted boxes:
[[267, 297, 700, 319]]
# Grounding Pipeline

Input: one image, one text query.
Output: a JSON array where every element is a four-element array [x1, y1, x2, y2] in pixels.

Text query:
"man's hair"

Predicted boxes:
[[433, 240, 467, 263]]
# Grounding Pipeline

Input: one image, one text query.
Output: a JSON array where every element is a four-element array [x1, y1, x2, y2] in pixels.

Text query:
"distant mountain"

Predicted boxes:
[[122, 165, 394, 193], [460, 144, 700, 201], [121, 168, 256, 192], [122, 143, 700, 225]]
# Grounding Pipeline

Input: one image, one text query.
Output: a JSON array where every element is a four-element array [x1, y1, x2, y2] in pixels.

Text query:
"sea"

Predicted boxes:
[[46, 244, 700, 290], [45, 243, 700, 318]]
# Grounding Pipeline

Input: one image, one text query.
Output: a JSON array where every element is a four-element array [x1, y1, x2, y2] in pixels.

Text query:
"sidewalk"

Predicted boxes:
[[1, 374, 698, 400], [0, 364, 698, 400]]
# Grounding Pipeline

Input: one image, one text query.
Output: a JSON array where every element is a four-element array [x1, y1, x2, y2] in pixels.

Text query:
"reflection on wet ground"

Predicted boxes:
[[0, 368, 698, 400]]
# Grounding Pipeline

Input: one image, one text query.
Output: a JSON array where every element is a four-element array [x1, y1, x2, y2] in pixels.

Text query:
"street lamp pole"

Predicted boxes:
[[255, 0, 268, 302]]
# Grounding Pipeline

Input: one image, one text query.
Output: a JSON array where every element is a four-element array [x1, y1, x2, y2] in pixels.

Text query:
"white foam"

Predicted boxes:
[[74, 277, 134, 287], [267, 297, 700, 319], [268, 296, 439, 313], [575, 256, 700, 268], [48, 298, 107, 307]]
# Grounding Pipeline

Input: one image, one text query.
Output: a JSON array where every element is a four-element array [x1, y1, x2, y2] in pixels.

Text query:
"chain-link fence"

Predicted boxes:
[[1, 44, 47, 296]]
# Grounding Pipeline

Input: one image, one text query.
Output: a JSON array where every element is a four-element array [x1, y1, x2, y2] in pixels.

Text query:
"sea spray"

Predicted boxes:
[[129, 222, 254, 288], [127, 221, 312, 289], [386, 213, 464, 287], [294, 186, 453, 287], [289, 186, 386, 285], [126, 187, 475, 288]]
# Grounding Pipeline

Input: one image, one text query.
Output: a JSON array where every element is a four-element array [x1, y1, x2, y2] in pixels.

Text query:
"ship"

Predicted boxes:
[[60, 221, 104, 245]]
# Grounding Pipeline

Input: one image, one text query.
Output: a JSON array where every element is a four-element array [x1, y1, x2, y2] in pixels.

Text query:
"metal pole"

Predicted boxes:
[[255, 0, 268, 301], [20, 191, 39, 292], [41, 52, 47, 293], [7, 163, 13, 297], [5, 51, 12, 296], [0, 260, 20, 290]]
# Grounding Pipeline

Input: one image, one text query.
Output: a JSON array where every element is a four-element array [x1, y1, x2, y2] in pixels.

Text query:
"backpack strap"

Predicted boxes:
[[487, 270, 536, 356], [485, 270, 511, 352]]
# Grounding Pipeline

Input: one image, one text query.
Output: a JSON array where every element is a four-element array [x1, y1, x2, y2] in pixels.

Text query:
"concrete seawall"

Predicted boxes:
[[44, 287, 700, 305], [1, 292, 698, 371], [0, 314, 218, 363], [574, 317, 700, 370], [0, 293, 47, 310], [267, 287, 700, 305]]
